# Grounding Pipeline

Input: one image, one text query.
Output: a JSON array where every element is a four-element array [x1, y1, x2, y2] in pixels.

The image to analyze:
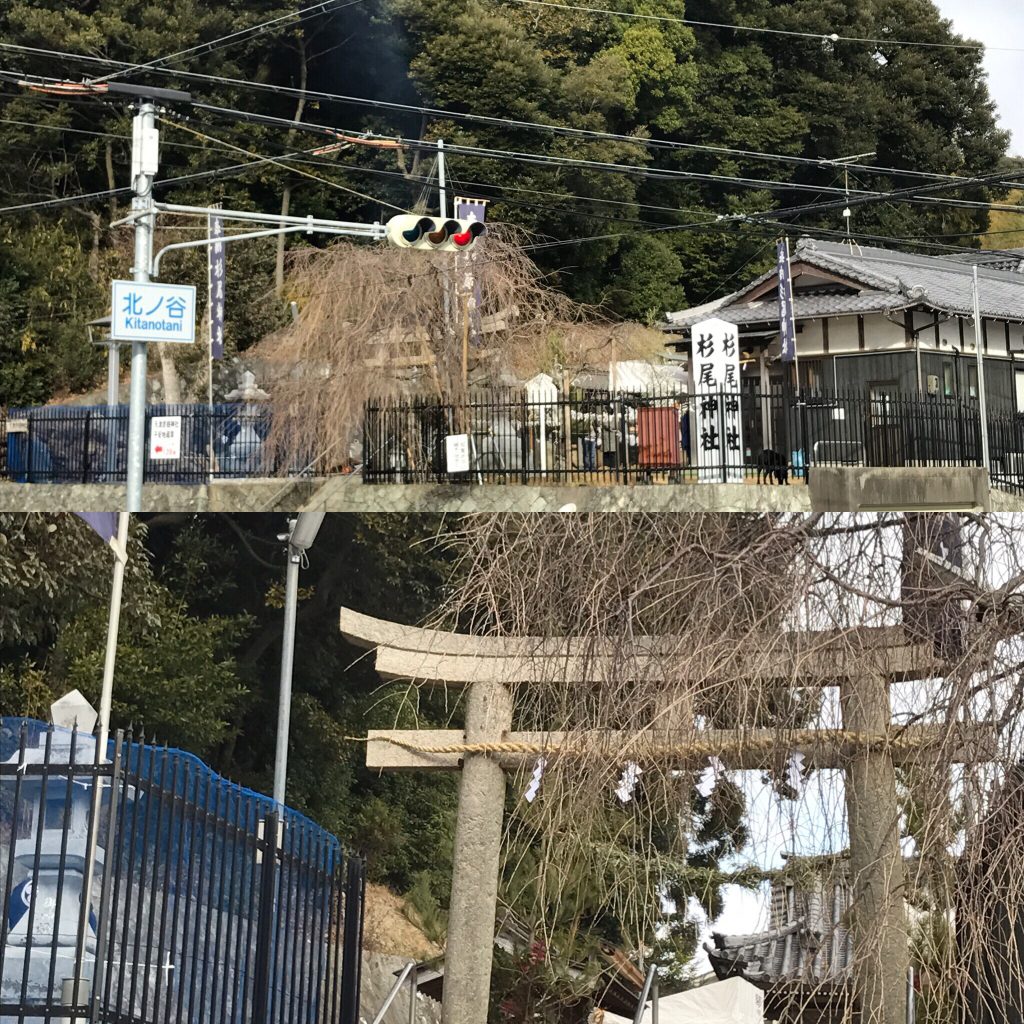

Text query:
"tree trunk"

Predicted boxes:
[[105, 140, 117, 220], [275, 186, 292, 296], [157, 344, 182, 403], [275, 41, 308, 297], [88, 211, 102, 283]]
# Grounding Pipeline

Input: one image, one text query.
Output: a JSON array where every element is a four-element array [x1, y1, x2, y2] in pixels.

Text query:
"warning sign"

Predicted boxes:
[[445, 434, 471, 473], [149, 416, 182, 460]]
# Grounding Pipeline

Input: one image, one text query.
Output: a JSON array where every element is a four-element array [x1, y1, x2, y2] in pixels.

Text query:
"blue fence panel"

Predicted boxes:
[[1, 719, 358, 1024], [3, 405, 274, 484]]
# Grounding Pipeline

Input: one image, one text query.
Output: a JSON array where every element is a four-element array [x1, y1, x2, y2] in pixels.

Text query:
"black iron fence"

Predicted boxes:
[[1, 405, 287, 485], [363, 386, 1024, 490], [6, 386, 1024, 492], [0, 719, 365, 1024]]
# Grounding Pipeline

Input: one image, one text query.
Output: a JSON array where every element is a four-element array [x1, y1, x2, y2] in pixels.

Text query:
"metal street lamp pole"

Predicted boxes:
[[273, 511, 326, 807], [125, 102, 157, 513]]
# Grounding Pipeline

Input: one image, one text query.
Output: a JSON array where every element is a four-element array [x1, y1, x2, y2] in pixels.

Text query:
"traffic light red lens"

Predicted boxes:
[[453, 222, 486, 247]]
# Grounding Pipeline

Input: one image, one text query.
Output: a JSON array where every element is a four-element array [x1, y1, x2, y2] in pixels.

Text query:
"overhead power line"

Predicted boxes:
[[502, 0, 1023, 52], [0, 140, 355, 216], [161, 113, 407, 211], [3, 42, 1019, 189], [175, 100, 1024, 219], [86, 0, 371, 86]]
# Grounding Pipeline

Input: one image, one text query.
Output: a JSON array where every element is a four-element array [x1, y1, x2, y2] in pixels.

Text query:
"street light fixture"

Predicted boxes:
[[272, 510, 326, 807]]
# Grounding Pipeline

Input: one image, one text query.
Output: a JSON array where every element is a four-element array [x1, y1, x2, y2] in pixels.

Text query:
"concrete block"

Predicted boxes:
[[808, 467, 992, 512]]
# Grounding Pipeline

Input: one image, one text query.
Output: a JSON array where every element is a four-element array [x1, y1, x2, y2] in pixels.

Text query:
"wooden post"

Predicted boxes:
[[841, 671, 908, 1024], [442, 679, 513, 1024]]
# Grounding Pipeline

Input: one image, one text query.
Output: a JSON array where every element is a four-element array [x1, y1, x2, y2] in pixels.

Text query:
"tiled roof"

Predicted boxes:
[[705, 875, 853, 989], [665, 237, 1024, 332], [669, 289, 902, 328], [937, 249, 1024, 273], [706, 919, 854, 988]]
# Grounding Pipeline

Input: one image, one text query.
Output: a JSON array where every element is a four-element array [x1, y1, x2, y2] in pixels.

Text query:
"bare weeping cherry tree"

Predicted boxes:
[[418, 512, 1024, 1024], [252, 230, 665, 471]]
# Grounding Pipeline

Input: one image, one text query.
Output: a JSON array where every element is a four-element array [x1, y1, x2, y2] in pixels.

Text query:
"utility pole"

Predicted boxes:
[[125, 102, 158, 513], [437, 139, 448, 219]]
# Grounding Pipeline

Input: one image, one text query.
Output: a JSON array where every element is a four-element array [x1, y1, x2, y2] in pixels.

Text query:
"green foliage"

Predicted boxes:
[[0, 223, 105, 406], [0, 514, 152, 655], [403, 870, 449, 945], [52, 603, 250, 753], [0, 0, 1012, 401], [0, 513, 252, 755]]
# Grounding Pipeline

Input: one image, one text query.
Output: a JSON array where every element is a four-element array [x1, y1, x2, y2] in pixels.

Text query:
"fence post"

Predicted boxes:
[[363, 401, 372, 482], [88, 731, 124, 1024], [799, 396, 810, 486], [339, 856, 365, 1024], [252, 811, 280, 1024], [81, 411, 92, 484], [520, 392, 529, 485], [142, 410, 151, 486], [26, 412, 34, 482]]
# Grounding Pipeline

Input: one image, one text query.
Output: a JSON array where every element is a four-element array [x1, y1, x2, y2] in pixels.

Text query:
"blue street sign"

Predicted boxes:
[[110, 280, 197, 343]]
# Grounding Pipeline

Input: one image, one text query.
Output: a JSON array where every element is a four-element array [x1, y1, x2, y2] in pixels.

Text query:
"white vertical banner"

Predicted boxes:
[[692, 317, 743, 483]]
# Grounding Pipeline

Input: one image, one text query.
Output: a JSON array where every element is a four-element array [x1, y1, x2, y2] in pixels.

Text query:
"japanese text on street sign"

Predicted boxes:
[[209, 215, 225, 359], [149, 416, 182, 460], [776, 239, 796, 363], [446, 434, 471, 473], [692, 317, 743, 483], [111, 281, 196, 344]]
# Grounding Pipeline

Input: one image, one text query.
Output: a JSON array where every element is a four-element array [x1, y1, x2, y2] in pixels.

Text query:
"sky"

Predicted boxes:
[[932, 0, 1024, 154]]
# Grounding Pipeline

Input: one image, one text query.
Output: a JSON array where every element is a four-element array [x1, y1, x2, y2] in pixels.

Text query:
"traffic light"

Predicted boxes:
[[385, 215, 486, 251]]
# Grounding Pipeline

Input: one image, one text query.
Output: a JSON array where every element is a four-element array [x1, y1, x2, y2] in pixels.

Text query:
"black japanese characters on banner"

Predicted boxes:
[[208, 215, 225, 360]]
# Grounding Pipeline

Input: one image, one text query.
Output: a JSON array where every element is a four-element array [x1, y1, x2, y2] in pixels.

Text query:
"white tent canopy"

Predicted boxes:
[[604, 978, 765, 1024]]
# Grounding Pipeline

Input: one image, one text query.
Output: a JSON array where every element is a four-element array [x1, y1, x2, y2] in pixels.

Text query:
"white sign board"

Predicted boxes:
[[445, 433, 471, 473], [692, 317, 743, 483], [50, 689, 99, 732], [149, 416, 182, 460], [110, 280, 197, 344]]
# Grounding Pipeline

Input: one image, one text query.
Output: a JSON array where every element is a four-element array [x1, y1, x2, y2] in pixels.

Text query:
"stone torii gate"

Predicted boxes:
[[341, 607, 995, 1024]]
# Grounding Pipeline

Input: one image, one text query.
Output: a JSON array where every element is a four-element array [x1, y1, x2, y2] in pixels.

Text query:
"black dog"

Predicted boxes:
[[757, 448, 789, 485]]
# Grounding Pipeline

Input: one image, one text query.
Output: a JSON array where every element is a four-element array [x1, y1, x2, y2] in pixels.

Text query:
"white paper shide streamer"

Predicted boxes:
[[524, 757, 547, 803], [785, 751, 806, 797], [615, 762, 643, 803]]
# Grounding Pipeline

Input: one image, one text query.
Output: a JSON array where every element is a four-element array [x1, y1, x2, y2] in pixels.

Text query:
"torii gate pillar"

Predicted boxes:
[[443, 680, 513, 1024], [842, 671, 907, 1024]]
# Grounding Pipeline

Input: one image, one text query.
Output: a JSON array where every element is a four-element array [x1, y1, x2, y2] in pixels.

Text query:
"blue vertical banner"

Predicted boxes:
[[456, 198, 487, 347], [777, 237, 797, 363], [209, 214, 226, 359], [74, 513, 118, 548]]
